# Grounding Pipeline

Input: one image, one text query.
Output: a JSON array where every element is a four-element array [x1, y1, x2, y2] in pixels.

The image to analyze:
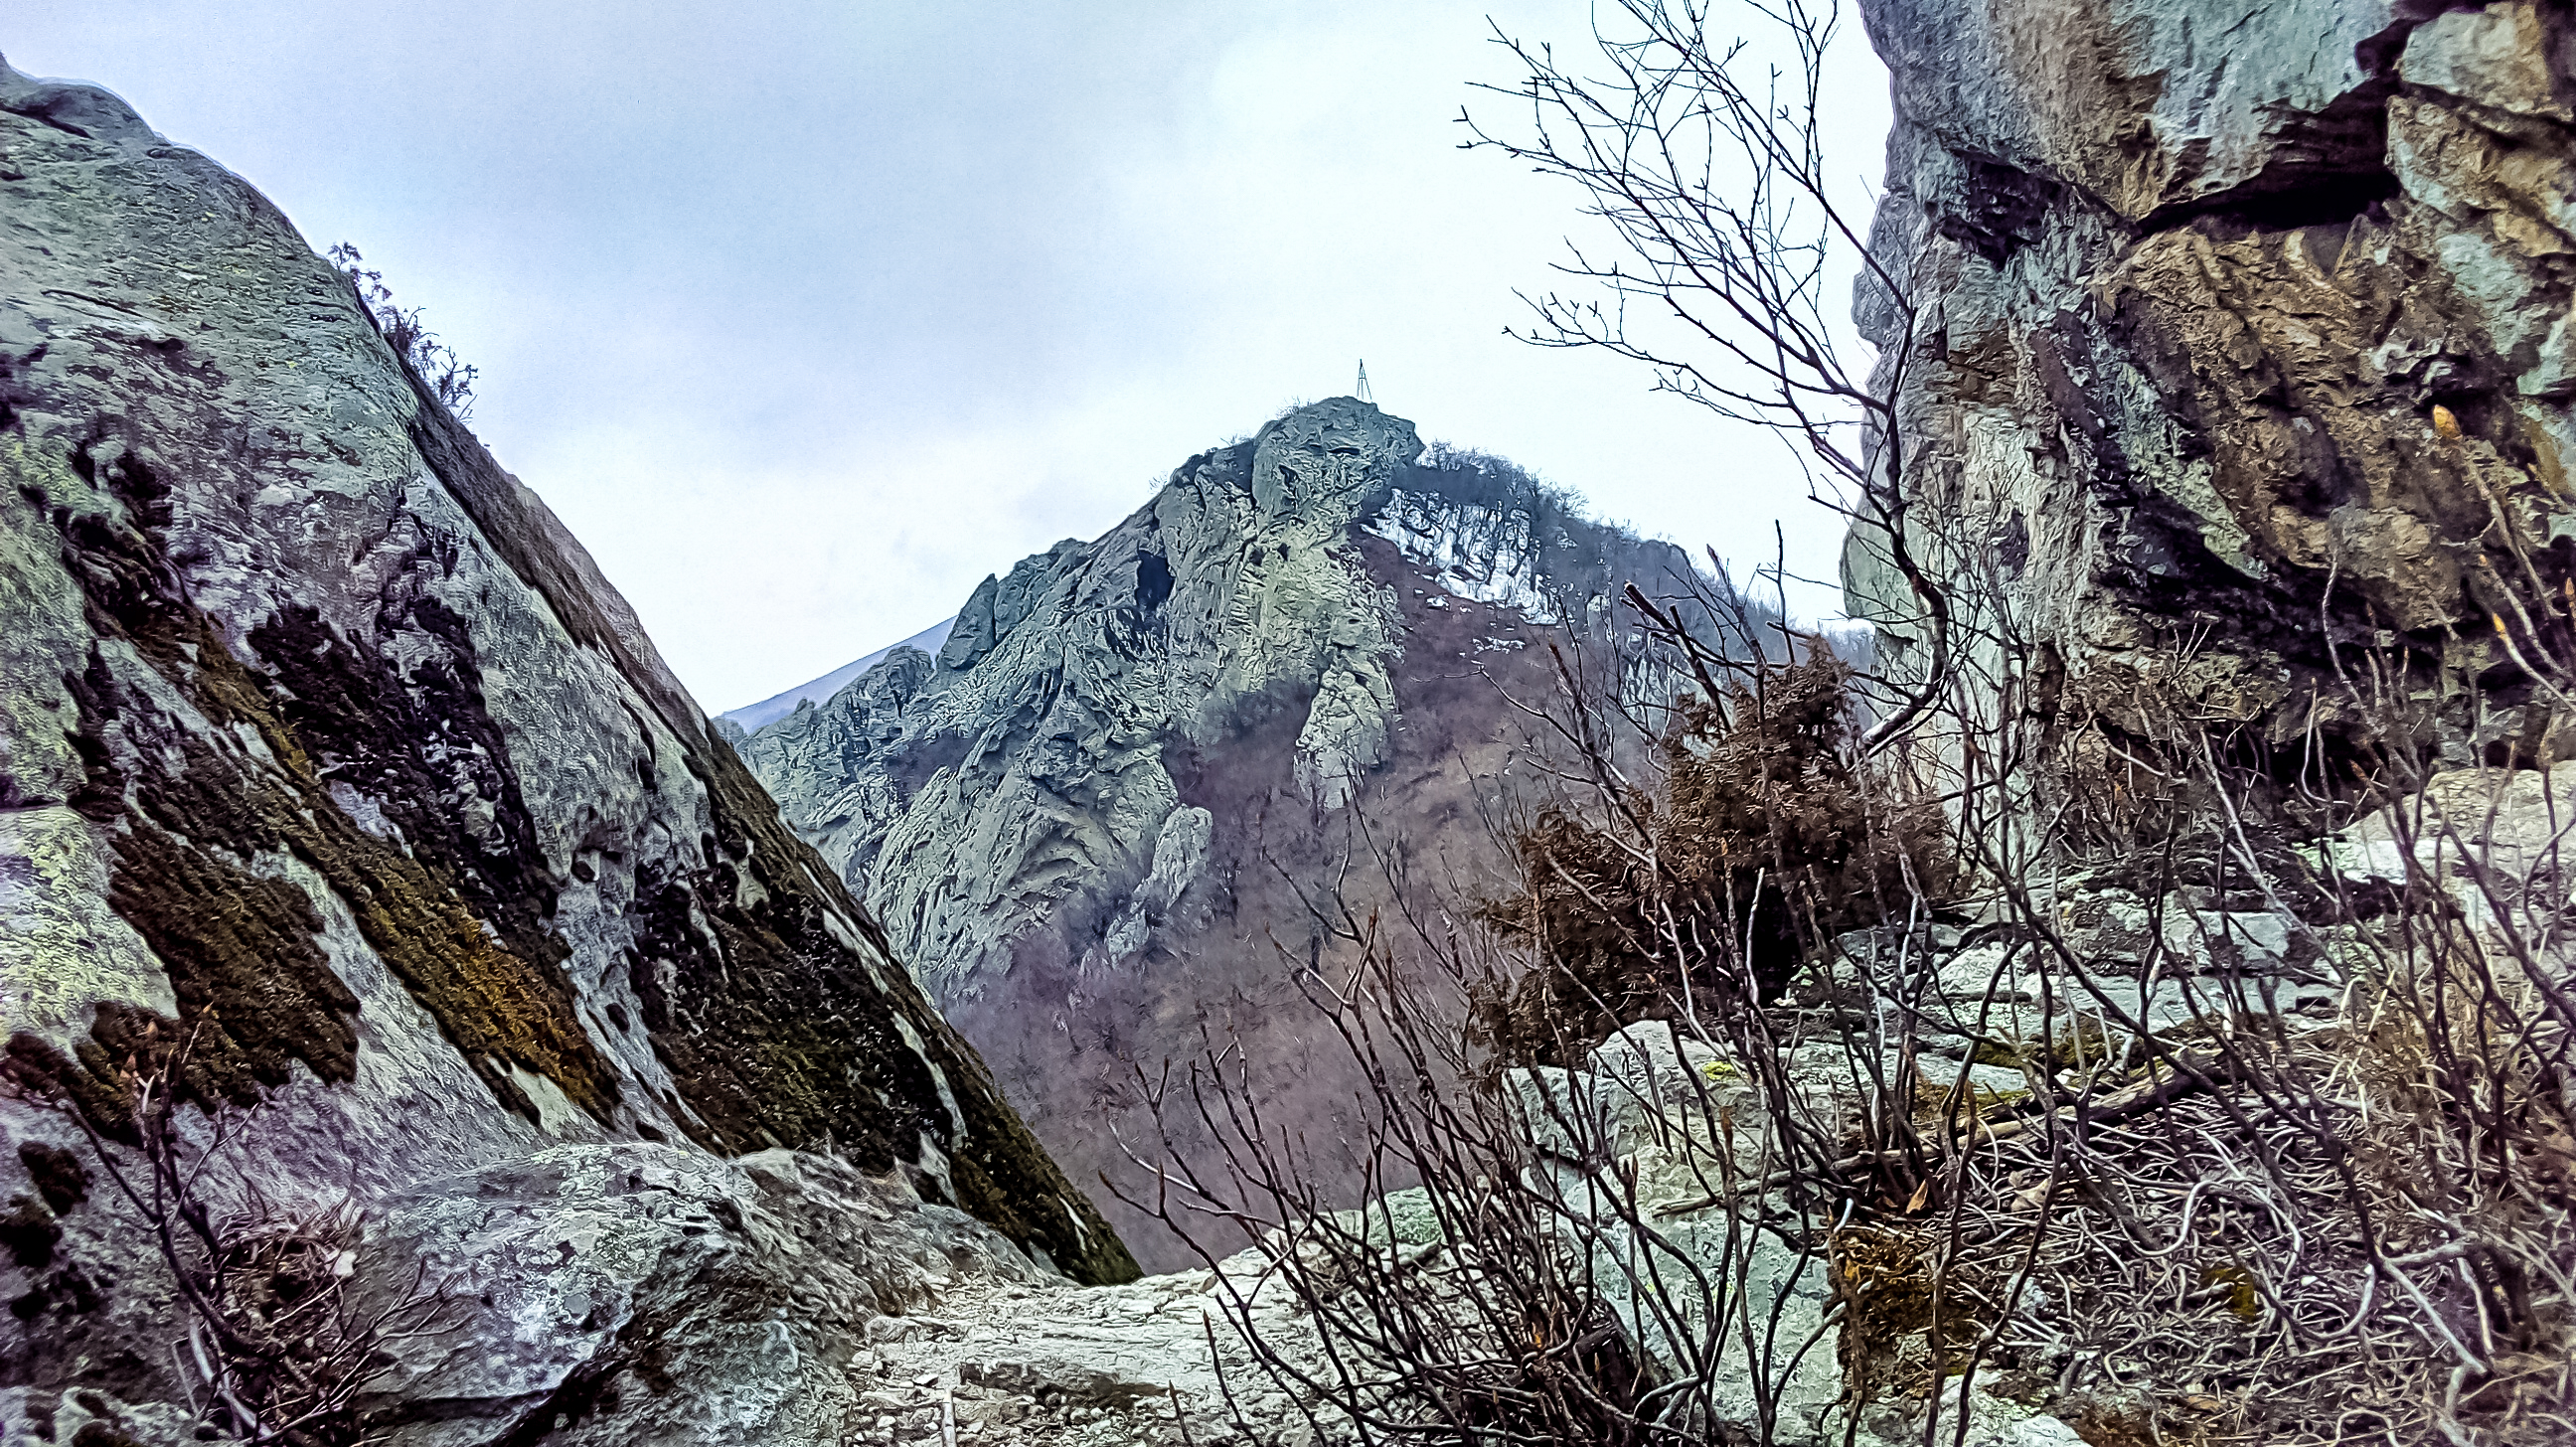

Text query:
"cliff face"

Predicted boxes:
[[1848, 0, 2576, 764], [736, 401, 1708, 1266], [0, 58, 1131, 1443]]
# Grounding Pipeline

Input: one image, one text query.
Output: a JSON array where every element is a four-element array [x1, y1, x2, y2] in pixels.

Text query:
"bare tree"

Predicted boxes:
[[1462, 0, 1950, 748], [1107, 559, 2576, 1444], [1105, 625, 1953, 1444]]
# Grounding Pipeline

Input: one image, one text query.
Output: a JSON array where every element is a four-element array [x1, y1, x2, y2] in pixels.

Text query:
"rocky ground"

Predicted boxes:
[[837, 1265, 1324, 1447]]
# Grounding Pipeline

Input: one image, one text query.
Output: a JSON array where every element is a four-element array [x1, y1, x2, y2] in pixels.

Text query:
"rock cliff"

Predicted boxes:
[[0, 57, 1132, 1445], [1846, 0, 2576, 769], [735, 402, 1714, 1267]]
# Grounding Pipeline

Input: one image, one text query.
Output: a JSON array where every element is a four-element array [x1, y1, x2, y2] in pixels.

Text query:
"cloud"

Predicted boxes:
[[10, 0, 1890, 712]]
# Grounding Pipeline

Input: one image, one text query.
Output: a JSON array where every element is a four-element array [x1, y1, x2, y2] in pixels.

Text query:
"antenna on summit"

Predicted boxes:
[[1355, 360, 1373, 403]]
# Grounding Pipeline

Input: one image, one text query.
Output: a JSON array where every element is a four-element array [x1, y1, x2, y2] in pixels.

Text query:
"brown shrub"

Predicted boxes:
[[1472, 651, 1951, 1064]]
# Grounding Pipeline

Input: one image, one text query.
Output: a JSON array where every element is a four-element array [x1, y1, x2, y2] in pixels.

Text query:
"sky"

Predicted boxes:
[[6, 3, 1893, 715]]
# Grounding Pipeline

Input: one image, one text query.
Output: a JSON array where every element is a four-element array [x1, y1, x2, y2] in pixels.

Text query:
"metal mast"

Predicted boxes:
[[1355, 360, 1372, 403]]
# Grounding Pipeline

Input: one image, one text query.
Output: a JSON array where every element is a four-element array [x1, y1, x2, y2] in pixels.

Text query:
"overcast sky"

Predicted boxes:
[[8, 2, 1892, 714]]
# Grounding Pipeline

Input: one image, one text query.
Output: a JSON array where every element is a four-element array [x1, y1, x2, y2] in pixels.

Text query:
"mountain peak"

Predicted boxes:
[[731, 402, 1706, 1267]]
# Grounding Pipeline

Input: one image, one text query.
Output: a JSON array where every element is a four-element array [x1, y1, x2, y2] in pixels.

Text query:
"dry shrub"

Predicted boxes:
[[327, 242, 478, 417], [3, 1021, 450, 1446], [1473, 651, 1951, 1064], [1831, 1222, 2001, 1407]]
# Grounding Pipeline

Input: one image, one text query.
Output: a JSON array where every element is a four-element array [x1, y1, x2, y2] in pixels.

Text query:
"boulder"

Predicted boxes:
[[2338, 763, 2576, 908]]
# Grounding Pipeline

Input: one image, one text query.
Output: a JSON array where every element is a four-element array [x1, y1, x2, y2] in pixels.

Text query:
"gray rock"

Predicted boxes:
[[844, 1253, 1354, 1445], [1506, 1064, 1615, 1164], [959, 1357, 1169, 1408], [866, 1313, 968, 1345], [0, 54, 1131, 1436], [1925, 1058, 2034, 1104], [2157, 899, 2297, 974], [1509, 1040, 1852, 1444], [2059, 886, 2154, 968], [357, 1142, 1046, 1447], [1849, 0, 2576, 775], [1587, 1021, 1745, 1144], [746, 397, 1429, 993], [2336, 764, 2576, 928], [1332, 1185, 1445, 1248]]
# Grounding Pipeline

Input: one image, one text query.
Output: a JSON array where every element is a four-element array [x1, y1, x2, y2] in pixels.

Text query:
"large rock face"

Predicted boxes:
[[734, 402, 1709, 1267], [1848, 0, 2576, 766], [0, 56, 1132, 1442]]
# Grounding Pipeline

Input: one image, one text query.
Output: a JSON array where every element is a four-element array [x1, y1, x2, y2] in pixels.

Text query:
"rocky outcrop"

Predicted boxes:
[[1508, 1025, 2088, 1447], [736, 406, 1712, 1266], [359, 1143, 1055, 1447], [1847, 0, 2576, 766], [724, 618, 957, 734], [743, 398, 1425, 960], [0, 55, 1131, 1441]]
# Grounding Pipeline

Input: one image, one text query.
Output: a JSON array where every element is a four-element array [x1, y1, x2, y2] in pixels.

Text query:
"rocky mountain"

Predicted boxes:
[[8, 0, 2539, 1432], [0, 58, 1133, 1446], [731, 400, 1717, 1268], [1846, 0, 2576, 769]]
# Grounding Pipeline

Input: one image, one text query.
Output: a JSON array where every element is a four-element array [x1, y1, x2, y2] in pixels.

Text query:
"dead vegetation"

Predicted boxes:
[[1473, 648, 1951, 1064], [2, 1021, 453, 1446], [327, 242, 478, 418]]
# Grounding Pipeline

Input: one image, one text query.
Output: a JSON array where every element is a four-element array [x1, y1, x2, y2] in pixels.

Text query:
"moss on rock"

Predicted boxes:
[[406, 396, 1138, 1283], [49, 453, 620, 1125]]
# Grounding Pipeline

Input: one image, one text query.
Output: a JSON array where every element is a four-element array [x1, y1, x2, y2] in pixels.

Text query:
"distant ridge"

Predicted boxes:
[[728, 398, 1722, 1269], [722, 616, 958, 730]]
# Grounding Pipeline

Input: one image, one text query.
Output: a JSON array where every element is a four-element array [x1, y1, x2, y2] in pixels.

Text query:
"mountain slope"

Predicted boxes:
[[722, 616, 958, 733], [735, 399, 1716, 1265]]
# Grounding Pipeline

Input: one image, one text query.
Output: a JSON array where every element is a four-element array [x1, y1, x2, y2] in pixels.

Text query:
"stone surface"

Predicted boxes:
[[1848, 0, 2576, 770], [2331, 761, 2576, 932], [0, 54, 1128, 1437], [783, 1241, 1354, 1447], [1508, 1022, 2083, 1446], [1513, 1026, 1847, 1441], [2341, 761, 2576, 883], [358, 1142, 1050, 1447]]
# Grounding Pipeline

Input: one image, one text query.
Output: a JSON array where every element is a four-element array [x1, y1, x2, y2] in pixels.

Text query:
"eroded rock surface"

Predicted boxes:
[[1848, 0, 2576, 762], [0, 54, 1130, 1440], [359, 1143, 1056, 1447]]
